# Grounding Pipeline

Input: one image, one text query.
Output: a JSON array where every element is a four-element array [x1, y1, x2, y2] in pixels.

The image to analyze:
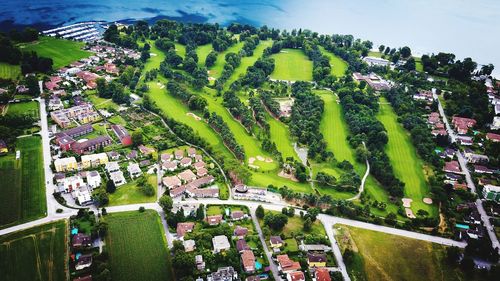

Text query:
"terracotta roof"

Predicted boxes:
[[236, 239, 250, 252], [176, 222, 194, 237], [206, 214, 223, 225], [241, 250, 255, 270], [288, 271, 305, 281], [315, 268, 331, 281]]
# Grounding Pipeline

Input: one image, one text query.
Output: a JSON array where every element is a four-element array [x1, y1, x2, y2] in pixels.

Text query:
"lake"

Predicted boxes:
[[2, 0, 500, 75]]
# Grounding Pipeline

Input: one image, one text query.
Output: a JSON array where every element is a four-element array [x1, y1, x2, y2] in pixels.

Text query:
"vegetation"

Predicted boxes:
[[269, 49, 313, 81], [107, 175, 157, 206]]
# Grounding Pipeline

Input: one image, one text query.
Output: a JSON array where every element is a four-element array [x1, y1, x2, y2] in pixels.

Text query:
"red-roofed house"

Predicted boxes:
[[104, 63, 119, 75], [241, 250, 255, 273], [287, 271, 305, 281], [206, 214, 223, 225], [277, 254, 301, 273], [486, 133, 500, 142], [176, 222, 194, 238], [452, 116, 476, 134], [315, 268, 331, 281], [111, 125, 132, 146], [443, 161, 462, 174]]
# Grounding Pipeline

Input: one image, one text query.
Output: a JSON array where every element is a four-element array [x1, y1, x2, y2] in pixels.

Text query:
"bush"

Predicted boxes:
[[139, 206, 145, 212], [139, 183, 155, 197], [56, 208, 63, 213]]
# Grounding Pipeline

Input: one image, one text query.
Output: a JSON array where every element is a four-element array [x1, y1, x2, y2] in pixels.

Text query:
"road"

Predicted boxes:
[[348, 142, 369, 201]]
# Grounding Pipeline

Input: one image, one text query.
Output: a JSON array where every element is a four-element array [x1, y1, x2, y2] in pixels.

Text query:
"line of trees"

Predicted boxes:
[[260, 90, 281, 117], [208, 112, 245, 160], [249, 95, 269, 133], [166, 81, 208, 112], [222, 91, 254, 132]]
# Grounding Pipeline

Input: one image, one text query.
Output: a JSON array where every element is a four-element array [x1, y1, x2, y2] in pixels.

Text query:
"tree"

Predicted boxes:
[[400, 46, 412, 58], [378, 45, 385, 53], [25, 75, 40, 97], [263, 212, 288, 231], [106, 181, 116, 193], [159, 195, 173, 212], [256, 205, 265, 219], [132, 130, 144, 146], [306, 207, 320, 222], [303, 217, 312, 231], [205, 51, 217, 67], [139, 184, 155, 196], [384, 212, 397, 225], [446, 246, 461, 264], [196, 204, 205, 220]]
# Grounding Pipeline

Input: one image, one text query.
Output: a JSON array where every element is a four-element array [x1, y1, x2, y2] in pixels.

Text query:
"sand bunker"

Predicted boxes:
[[256, 155, 265, 161], [186, 112, 202, 121], [278, 170, 298, 182], [423, 198, 433, 204], [248, 157, 256, 164], [248, 164, 260, 169], [208, 77, 216, 81], [405, 208, 416, 219], [265, 157, 273, 163], [402, 198, 413, 208]]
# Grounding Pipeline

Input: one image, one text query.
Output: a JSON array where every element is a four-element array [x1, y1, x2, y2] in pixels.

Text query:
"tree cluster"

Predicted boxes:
[[208, 112, 245, 160]]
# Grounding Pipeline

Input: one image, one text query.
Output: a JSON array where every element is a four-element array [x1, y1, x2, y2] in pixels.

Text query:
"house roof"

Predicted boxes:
[[161, 153, 173, 161], [180, 157, 192, 165], [241, 250, 255, 268], [315, 268, 331, 281], [175, 149, 184, 157], [270, 236, 283, 245], [212, 235, 230, 249], [288, 271, 305, 281], [162, 161, 177, 169], [486, 132, 500, 142], [444, 161, 461, 174], [234, 226, 248, 236], [197, 167, 208, 176], [307, 252, 327, 263], [163, 176, 181, 187], [178, 169, 196, 182], [231, 211, 245, 219], [176, 222, 194, 237], [236, 239, 250, 252], [188, 147, 196, 155], [206, 214, 223, 225]]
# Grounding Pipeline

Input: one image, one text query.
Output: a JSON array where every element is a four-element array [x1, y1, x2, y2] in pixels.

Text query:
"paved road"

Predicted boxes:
[[321, 217, 350, 281]]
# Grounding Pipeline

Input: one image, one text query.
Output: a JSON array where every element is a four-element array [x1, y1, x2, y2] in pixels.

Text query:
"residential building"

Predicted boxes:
[[71, 135, 112, 154], [452, 116, 476, 134], [363, 56, 390, 67], [183, 239, 196, 252], [483, 185, 500, 202], [287, 271, 305, 281], [48, 97, 64, 111], [194, 154, 203, 162], [241, 250, 255, 273], [111, 124, 132, 146], [236, 239, 250, 252], [180, 157, 192, 168], [74, 186, 93, 206], [51, 104, 96, 128], [75, 254, 93, 271], [231, 211, 245, 221], [109, 171, 126, 186], [193, 161, 205, 170], [161, 153, 173, 162], [176, 222, 194, 238], [206, 214, 223, 226], [174, 149, 184, 159], [127, 150, 138, 159], [138, 145, 155, 155], [56, 124, 93, 139], [465, 152, 489, 164], [81, 153, 109, 169], [307, 252, 327, 267], [208, 267, 238, 281], [54, 157, 78, 172], [212, 235, 231, 253], [196, 255, 206, 271], [234, 226, 248, 239], [59, 175, 85, 193], [187, 147, 196, 157], [197, 167, 208, 177], [86, 170, 101, 188], [277, 254, 301, 273], [443, 161, 462, 174], [105, 161, 120, 173], [163, 176, 181, 189], [178, 169, 197, 183], [127, 162, 142, 178], [162, 161, 177, 172], [486, 132, 500, 142], [474, 165, 493, 174], [107, 151, 120, 161], [270, 236, 284, 248]]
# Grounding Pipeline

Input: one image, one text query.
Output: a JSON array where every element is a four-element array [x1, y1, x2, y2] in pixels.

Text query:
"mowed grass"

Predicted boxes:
[[270, 49, 313, 81], [0, 136, 46, 227], [249, 171, 312, 193], [6, 101, 39, 118], [19, 36, 92, 69], [267, 113, 298, 160], [259, 210, 326, 238], [0, 220, 68, 281], [107, 175, 157, 206], [318, 46, 348, 77], [377, 98, 435, 216], [0, 62, 21, 80], [335, 225, 466, 281], [208, 42, 244, 79], [195, 44, 213, 66], [105, 210, 173, 281]]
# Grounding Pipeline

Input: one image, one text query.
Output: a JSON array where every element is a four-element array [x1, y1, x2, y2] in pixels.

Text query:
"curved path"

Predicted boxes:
[[347, 142, 369, 201]]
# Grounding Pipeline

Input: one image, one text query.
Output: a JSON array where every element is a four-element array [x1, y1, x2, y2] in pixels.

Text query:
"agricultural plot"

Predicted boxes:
[[270, 49, 313, 81], [19, 36, 92, 69], [208, 41, 244, 80], [318, 46, 348, 77], [0, 136, 46, 227], [0, 62, 21, 80], [5, 101, 39, 118], [335, 225, 466, 281], [195, 44, 213, 66], [105, 210, 173, 281], [377, 98, 436, 216], [0, 220, 68, 281]]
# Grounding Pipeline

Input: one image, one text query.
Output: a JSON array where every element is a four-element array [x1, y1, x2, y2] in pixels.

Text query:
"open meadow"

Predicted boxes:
[[266, 113, 298, 160], [0, 220, 68, 281], [270, 49, 313, 81], [107, 175, 157, 206], [195, 43, 213, 66], [105, 210, 173, 281], [5, 101, 39, 118], [0, 62, 21, 80], [335, 225, 467, 281], [0, 136, 46, 227]]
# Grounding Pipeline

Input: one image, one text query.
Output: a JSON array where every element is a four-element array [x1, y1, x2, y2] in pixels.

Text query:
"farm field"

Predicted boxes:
[[0, 62, 21, 80], [377, 98, 436, 216], [208, 41, 244, 79], [0, 136, 46, 227], [195, 43, 213, 66], [5, 101, 39, 118], [19, 36, 92, 69], [107, 175, 158, 206], [105, 210, 173, 281], [335, 225, 466, 281], [318, 46, 348, 77], [270, 49, 313, 81], [0, 220, 68, 281]]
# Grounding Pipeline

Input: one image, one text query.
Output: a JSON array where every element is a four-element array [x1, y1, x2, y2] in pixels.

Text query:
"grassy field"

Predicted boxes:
[[195, 44, 213, 66], [335, 225, 466, 281], [19, 36, 92, 69], [318, 46, 348, 77], [267, 113, 298, 160], [259, 210, 326, 238], [5, 101, 39, 118], [175, 43, 186, 58], [377, 98, 435, 216], [0, 220, 68, 281], [0, 62, 21, 80], [208, 42, 244, 79], [367, 51, 383, 58], [108, 175, 157, 206], [0, 136, 46, 227], [415, 57, 424, 72], [270, 49, 313, 81], [105, 210, 173, 281]]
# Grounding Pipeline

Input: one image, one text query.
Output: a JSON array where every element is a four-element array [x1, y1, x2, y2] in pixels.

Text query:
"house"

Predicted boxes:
[[236, 239, 251, 252], [139, 160, 150, 167], [212, 235, 231, 253], [183, 239, 196, 252], [58, 176, 85, 193], [483, 185, 500, 202], [197, 167, 208, 177], [270, 236, 284, 248], [104, 62, 119, 74], [206, 214, 223, 226], [241, 250, 255, 273], [465, 152, 489, 164], [287, 271, 305, 281], [474, 165, 493, 174], [75, 188, 92, 206], [193, 161, 205, 171], [81, 153, 109, 169], [105, 161, 120, 173], [174, 149, 184, 159], [180, 157, 192, 168], [54, 157, 78, 172], [234, 226, 248, 238], [194, 154, 203, 162], [163, 176, 181, 189], [0, 140, 8, 154], [453, 182, 468, 191], [48, 97, 64, 111], [277, 254, 301, 273], [209, 266, 238, 281], [162, 161, 177, 172], [161, 153, 173, 162], [109, 171, 126, 186], [178, 169, 197, 183], [188, 147, 196, 157], [443, 161, 462, 174], [86, 171, 101, 188], [452, 116, 476, 134], [107, 151, 120, 161], [72, 136, 112, 154], [138, 145, 155, 155], [127, 162, 142, 178], [486, 132, 500, 142], [307, 252, 327, 267], [111, 125, 132, 146], [231, 211, 245, 221], [176, 222, 194, 238], [56, 124, 93, 139], [51, 104, 96, 128], [445, 148, 455, 159], [127, 150, 138, 160], [195, 255, 206, 271], [363, 56, 390, 67], [75, 254, 93, 271], [170, 185, 187, 198], [186, 186, 219, 198], [72, 233, 92, 248]]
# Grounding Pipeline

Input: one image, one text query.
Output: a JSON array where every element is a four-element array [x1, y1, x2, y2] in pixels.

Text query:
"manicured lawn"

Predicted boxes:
[[0, 220, 67, 281], [175, 43, 186, 58], [19, 36, 92, 69], [87, 92, 119, 111], [6, 101, 39, 118], [206, 205, 248, 216], [335, 225, 466, 281], [104, 210, 173, 281], [107, 175, 157, 206], [318, 46, 348, 77], [367, 51, 383, 58], [415, 56, 424, 72], [0, 62, 21, 80], [267, 113, 298, 160], [377, 98, 436, 216], [195, 44, 213, 66], [270, 49, 313, 81], [249, 171, 312, 193], [0, 136, 46, 227], [208, 42, 244, 79]]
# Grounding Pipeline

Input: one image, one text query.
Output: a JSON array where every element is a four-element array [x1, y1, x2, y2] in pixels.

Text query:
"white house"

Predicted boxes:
[[127, 162, 142, 179], [86, 171, 101, 188], [212, 235, 231, 253], [109, 171, 126, 186], [105, 161, 120, 174], [59, 175, 85, 193]]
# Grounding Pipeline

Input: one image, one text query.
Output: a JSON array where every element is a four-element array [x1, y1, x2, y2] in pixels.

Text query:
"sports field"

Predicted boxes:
[[105, 210, 173, 281], [0, 62, 21, 80], [195, 44, 213, 66], [0, 136, 46, 227], [108, 175, 157, 206], [19, 36, 92, 69], [0, 220, 68, 281], [5, 101, 39, 118], [335, 225, 466, 281], [318, 46, 348, 77], [208, 41, 244, 79], [270, 49, 313, 81], [377, 98, 435, 216]]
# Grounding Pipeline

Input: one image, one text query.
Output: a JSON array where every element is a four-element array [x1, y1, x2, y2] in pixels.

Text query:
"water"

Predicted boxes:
[[2, 0, 500, 75]]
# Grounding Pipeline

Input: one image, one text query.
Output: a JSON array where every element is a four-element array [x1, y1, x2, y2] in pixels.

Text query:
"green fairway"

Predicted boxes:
[[0, 136, 46, 227], [0, 220, 68, 281], [105, 210, 173, 281], [377, 98, 435, 216], [335, 225, 466, 281], [415, 57, 424, 72], [248, 171, 312, 193], [175, 43, 186, 58], [0, 62, 21, 80], [108, 175, 157, 206], [195, 44, 213, 66], [6, 101, 39, 118], [208, 42, 244, 79], [267, 113, 298, 160], [318, 46, 348, 77], [19, 36, 92, 69], [270, 49, 313, 81]]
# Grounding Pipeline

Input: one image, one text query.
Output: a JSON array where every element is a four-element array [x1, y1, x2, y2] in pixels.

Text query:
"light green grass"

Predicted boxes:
[[0, 136, 46, 227], [377, 98, 435, 216], [105, 210, 173, 281], [19, 36, 92, 69], [0, 62, 21, 80], [175, 43, 186, 59], [6, 101, 39, 118], [270, 49, 313, 81], [335, 225, 466, 281], [0, 220, 67, 281], [195, 44, 213, 66], [108, 175, 157, 206], [318, 46, 348, 77], [87, 92, 119, 111], [267, 113, 298, 160], [367, 51, 383, 58], [259, 210, 326, 238], [249, 171, 311, 193], [208, 42, 245, 79], [415, 57, 424, 72]]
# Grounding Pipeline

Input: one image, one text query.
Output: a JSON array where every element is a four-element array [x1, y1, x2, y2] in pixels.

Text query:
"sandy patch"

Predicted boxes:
[[265, 157, 273, 163], [256, 155, 265, 161], [278, 170, 298, 182], [423, 198, 433, 204], [150, 53, 157, 56], [186, 112, 202, 121], [248, 157, 256, 164], [208, 77, 216, 81], [248, 164, 260, 169], [402, 198, 412, 208], [405, 208, 416, 219]]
